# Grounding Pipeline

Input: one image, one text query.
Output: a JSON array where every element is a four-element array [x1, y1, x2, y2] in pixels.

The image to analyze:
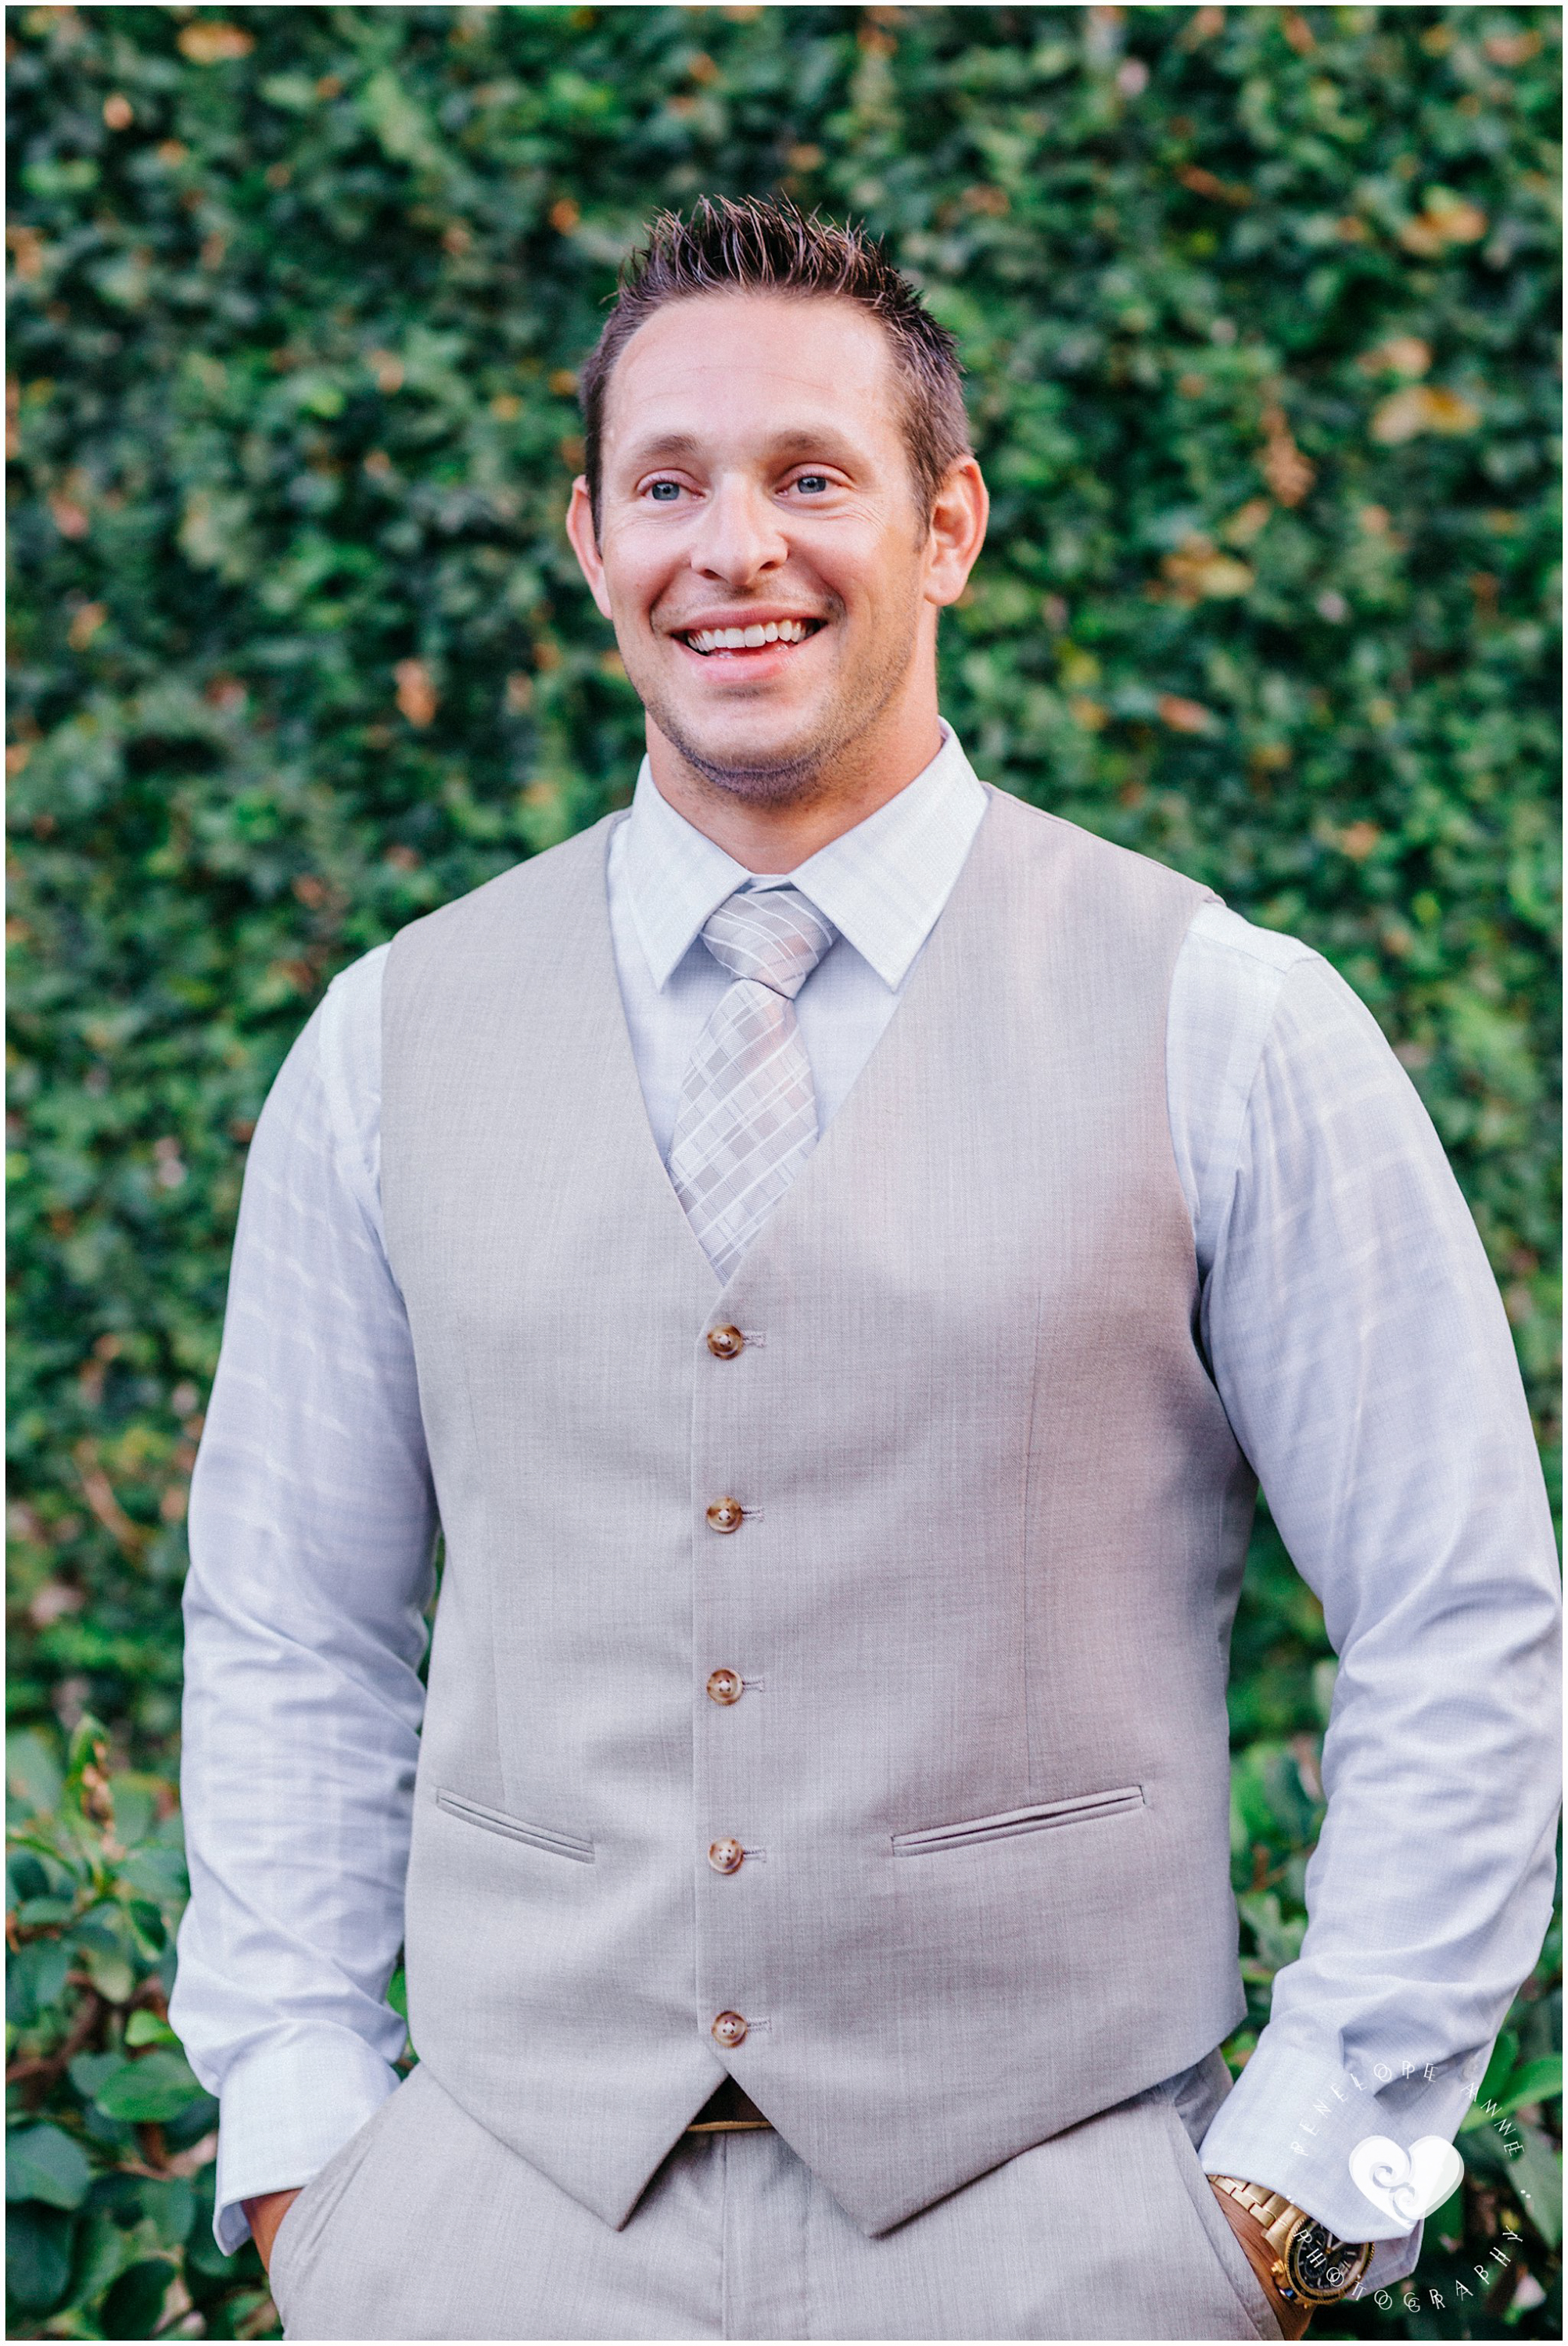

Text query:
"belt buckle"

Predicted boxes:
[[686, 2079, 773, 2135]]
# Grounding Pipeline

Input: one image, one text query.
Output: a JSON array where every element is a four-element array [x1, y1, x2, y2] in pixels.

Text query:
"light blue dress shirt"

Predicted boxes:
[[173, 727, 1560, 2275]]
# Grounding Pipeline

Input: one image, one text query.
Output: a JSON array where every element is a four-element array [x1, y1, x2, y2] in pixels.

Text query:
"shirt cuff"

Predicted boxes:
[[213, 2030, 401, 2253], [1198, 2036, 1477, 2286]]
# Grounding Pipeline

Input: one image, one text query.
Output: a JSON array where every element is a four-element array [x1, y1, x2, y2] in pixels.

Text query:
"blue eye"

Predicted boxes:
[[649, 480, 681, 501], [795, 475, 829, 494]]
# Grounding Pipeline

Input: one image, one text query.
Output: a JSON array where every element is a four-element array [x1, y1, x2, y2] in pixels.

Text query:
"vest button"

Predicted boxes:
[[706, 1325, 745, 1360], [706, 1669, 743, 1706], [708, 1837, 745, 1874], [712, 2011, 748, 2048], [705, 1497, 745, 1533]]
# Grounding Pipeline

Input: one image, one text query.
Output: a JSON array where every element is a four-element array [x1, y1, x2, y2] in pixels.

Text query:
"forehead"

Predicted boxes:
[[599, 292, 904, 469]]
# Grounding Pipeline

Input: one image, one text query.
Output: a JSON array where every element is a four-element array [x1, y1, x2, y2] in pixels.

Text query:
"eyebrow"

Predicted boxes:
[[624, 432, 703, 466], [618, 425, 865, 473]]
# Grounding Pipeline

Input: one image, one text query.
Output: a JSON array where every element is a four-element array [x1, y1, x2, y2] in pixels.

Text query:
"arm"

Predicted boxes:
[[1179, 930, 1560, 2288], [243, 2191, 301, 2272], [170, 945, 439, 2253]]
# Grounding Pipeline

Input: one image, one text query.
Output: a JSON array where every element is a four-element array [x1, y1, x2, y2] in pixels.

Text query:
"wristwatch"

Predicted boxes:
[[1209, 2176, 1373, 2307]]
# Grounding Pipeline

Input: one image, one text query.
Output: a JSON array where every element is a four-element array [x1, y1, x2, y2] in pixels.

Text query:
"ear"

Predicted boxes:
[[565, 477, 614, 620], [922, 456, 989, 611]]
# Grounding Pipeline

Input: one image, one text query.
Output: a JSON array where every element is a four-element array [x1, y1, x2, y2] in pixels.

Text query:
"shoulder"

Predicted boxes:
[[1169, 901, 1391, 1099], [981, 787, 1216, 928], [1175, 902, 1319, 1033], [1169, 903, 1427, 1222], [318, 941, 392, 1112], [386, 816, 618, 987], [1177, 905, 1405, 1080]]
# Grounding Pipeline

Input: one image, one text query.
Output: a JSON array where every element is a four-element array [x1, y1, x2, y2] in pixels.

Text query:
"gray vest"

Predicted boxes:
[[381, 787, 1254, 2238]]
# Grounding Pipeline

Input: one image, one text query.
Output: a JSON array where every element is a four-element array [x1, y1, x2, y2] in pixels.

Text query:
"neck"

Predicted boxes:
[[644, 690, 944, 874]]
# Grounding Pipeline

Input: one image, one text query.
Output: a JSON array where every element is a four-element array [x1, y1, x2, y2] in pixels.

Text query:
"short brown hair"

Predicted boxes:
[[580, 194, 971, 525]]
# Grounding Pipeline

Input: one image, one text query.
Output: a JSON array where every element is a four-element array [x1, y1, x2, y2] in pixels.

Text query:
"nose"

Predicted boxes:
[[687, 473, 788, 590]]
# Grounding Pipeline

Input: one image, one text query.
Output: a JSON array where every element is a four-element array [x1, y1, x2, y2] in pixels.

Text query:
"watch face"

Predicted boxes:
[[1286, 2220, 1372, 2305]]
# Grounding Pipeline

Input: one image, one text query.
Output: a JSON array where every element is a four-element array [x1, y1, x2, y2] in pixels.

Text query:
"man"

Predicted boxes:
[[173, 198, 1559, 2341]]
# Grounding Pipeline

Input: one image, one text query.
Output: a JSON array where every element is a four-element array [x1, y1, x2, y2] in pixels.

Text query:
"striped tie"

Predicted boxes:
[[669, 887, 838, 1283]]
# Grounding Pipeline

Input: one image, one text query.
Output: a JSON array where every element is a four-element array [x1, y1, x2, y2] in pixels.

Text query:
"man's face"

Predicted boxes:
[[568, 293, 955, 800]]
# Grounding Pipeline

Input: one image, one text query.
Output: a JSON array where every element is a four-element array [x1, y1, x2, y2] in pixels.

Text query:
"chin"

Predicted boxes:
[[689, 756, 832, 807], [646, 687, 842, 797], [673, 723, 844, 800]]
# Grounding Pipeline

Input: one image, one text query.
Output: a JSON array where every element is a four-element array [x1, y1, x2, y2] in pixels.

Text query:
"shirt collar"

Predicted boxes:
[[622, 722, 989, 994]]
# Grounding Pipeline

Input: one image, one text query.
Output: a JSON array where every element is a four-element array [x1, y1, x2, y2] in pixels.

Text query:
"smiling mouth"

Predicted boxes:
[[679, 619, 824, 655]]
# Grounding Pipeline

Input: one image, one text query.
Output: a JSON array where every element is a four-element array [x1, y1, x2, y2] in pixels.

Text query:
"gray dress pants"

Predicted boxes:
[[270, 2055, 1283, 2342]]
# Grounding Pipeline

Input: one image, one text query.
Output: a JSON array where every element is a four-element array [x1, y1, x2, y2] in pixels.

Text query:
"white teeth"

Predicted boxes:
[[684, 619, 814, 653]]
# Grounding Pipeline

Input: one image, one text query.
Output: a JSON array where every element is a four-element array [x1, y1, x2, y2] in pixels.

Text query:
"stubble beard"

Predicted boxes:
[[634, 589, 924, 812]]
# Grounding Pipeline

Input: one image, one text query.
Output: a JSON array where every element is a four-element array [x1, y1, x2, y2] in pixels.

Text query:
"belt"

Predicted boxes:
[[685, 2077, 773, 2133]]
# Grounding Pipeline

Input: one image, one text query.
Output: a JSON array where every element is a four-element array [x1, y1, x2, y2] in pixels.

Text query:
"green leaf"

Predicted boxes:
[[120, 1847, 187, 1901], [92, 2049, 206, 2124], [6, 1936, 71, 2026], [1236, 1889, 1306, 1974], [107, 1781, 157, 1850], [1477, 2029, 1522, 2106], [16, 1894, 76, 1924], [124, 2009, 180, 2049], [1504, 2124, 1563, 2251], [67, 2050, 123, 2102], [5, 2123, 94, 2211], [163, 2091, 221, 2151], [5, 2201, 75, 2312], [68, 2208, 140, 2312], [7, 1850, 50, 1903], [360, 67, 441, 169], [6, 1729, 63, 1820], [127, 1899, 168, 1954], [1461, 2111, 1563, 2251], [1492, 2054, 1563, 2115], [102, 2257, 175, 2340], [141, 2174, 197, 2250], [79, 1942, 136, 2004]]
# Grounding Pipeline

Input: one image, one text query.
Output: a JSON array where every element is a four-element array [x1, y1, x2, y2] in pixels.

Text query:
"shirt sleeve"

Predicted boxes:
[[170, 944, 438, 2252], [1175, 917, 1562, 2281]]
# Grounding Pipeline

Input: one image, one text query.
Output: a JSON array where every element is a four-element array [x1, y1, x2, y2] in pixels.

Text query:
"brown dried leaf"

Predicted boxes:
[[1260, 404, 1315, 507], [8, 224, 46, 281], [1358, 335, 1431, 379], [1157, 694, 1215, 734], [1399, 193, 1487, 254], [1176, 164, 1252, 207], [1161, 536, 1256, 601], [176, 20, 254, 63], [1369, 385, 1481, 445], [394, 658, 439, 728], [1222, 498, 1273, 547]]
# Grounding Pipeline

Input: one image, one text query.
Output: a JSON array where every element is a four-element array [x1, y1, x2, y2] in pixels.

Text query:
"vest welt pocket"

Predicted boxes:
[[436, 1789, 594, 1864], [892, 1785, 1145, 1856]]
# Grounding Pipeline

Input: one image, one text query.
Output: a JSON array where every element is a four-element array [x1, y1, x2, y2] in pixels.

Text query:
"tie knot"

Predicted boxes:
[[700, 887, 837, 999]]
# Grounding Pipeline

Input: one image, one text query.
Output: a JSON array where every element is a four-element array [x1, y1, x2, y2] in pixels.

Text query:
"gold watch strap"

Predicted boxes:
[[1209, 2173, 1305, 2301], [1210, 2173, 1307, 2261], [1209, 2174, 1372, 2307]]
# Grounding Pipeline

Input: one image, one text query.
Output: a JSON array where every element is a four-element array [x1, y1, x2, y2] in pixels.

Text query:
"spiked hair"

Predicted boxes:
[[579, 194, 971, 524]]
